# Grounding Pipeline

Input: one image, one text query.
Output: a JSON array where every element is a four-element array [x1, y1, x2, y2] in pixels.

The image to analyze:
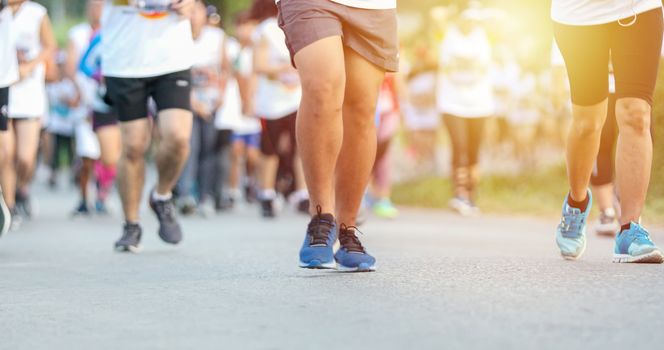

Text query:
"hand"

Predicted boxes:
[[170, 0, 194, 17], [18, 63, 34, 80]]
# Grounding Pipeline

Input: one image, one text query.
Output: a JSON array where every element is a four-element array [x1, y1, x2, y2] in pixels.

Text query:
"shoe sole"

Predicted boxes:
[[114, 244, 143, 253], [613, 251, 664, 264], [337, 263, 376, 272], [299, 260, 336, 269], [559, 240, 586, 261]]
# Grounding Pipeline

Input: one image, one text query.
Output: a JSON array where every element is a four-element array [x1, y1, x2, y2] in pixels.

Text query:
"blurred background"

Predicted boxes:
[[33, 0, 664, 222]]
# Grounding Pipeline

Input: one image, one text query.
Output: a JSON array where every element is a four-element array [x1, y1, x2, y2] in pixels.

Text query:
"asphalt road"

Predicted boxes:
[[1, 182, 663, 350]]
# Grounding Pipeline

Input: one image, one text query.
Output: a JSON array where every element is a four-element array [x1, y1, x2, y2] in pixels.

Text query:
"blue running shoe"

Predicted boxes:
[[299, 206, 337, 269], [613, 222, 664, 263], [555, 191, 592, 260], [335, 224, 376, 272]]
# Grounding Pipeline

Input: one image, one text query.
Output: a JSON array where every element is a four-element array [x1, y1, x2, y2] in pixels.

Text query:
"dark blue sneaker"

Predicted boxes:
[[613, 222, 663, 263], [335, 224, 376, 272], [299, 206, 337, 269]]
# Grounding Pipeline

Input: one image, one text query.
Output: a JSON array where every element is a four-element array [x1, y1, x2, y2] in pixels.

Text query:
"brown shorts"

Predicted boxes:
[[277, 0, 399, 72]]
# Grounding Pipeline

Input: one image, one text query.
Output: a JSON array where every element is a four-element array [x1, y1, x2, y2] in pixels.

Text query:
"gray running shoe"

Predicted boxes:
[[115, 223, 143, 253], [149, 192, 183, 244]]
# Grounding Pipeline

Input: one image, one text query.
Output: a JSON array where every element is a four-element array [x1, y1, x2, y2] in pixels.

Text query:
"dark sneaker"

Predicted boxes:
[[149, 192, 183, 244], [115, 223, 143, 253], [0, 189, 10, 237], [261, 199, 275, 218], [177, 196, 197, 216], [299, 206, 337, 269], [72, 201, 91, 217], [15, 191, 33, 219], [334, 224, 376, 272], [297, 199, 310, 215]]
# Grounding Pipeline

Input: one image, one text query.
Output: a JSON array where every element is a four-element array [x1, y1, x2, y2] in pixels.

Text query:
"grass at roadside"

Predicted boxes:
[[392, 163, 664, 224]]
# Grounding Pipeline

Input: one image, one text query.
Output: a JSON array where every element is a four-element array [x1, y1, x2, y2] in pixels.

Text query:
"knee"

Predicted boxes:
[[302, 73, 345, 116], [617, 99, 651, 136], [122, 140, 148, 162], [571, 110, 605, 138], [16, 156, 33, 172], [161, 129, 190, 155]]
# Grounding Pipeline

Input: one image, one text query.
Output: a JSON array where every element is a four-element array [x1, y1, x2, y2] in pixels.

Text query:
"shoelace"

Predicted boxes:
[[122, 224, 141, 240], [339, 223, 366, 253], [559, 207, 585, 239], [624, 226, 654, 245], [307, 205, 334, 246]]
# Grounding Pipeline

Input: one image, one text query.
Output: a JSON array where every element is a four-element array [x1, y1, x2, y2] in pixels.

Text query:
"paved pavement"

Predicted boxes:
[[1, 181, 663, 350]]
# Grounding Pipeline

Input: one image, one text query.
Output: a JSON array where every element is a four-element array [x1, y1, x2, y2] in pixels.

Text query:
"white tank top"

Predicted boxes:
[[552, 0, 662, 26], [9, 1, 47, 118], [0, 7, 19, 88], [69, 22, 93, 59], [101, 1, 194, 78]]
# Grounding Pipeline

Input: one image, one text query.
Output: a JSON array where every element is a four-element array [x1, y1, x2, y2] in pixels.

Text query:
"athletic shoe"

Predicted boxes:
[[149, 192, 183, 244], [449, 197, 475, 216], [9, 207, 22, 231], [95, 199, 109, 215], [198, 200, 216, 218], [555, 191, 592, 260], [114, 223, 143, 253], [177, 195, 197, 216], [373, 199, 399, 219], [245, 184, 257, 203], [297, 199, 310, 215], [261, 199, 275, 218], [15, 191, 33, 219], [613, 222, 664, 263], [0, 189, 10, 237], [72, 201, 91, 217], [335, 224, 376, 272], [595, 208, 619, 237], [299, 206, 337, 269]]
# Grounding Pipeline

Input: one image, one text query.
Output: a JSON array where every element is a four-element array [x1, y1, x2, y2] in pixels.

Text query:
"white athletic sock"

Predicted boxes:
[[260, 189, 276, 200], [152, 190, 173, 202]]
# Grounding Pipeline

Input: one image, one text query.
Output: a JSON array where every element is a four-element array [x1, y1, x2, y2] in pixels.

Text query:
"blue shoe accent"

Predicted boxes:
[[613, 222, 664, 263], [299, 207, 337, 269], [335, 224, 376, 272], [555, 190, 592, 260]]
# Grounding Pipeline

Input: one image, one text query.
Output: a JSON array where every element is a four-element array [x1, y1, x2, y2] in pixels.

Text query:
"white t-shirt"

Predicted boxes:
[[552, 0, 662, 26], [253, 18, 301, 120], [275, 0, 395, 9], [0, 7, 19, 88], [9, 1, 47, 118], [47, 79, 81, 136], [101, 1, 194, 78], [216, 41, 261, 134], [190, 26, 223, 117], [436, 25, 494, 118]]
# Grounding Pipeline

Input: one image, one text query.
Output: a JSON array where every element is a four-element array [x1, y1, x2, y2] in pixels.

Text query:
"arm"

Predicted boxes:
[[20, 14, 57, 80]]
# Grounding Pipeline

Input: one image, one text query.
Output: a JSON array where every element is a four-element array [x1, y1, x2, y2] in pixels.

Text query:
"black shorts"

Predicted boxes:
[[554, 8, 663, 106], [260, 112, 297, 156], [92, 110, 119, 132], [104, 69, 192, 122], [0, 87, 8, 131]]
